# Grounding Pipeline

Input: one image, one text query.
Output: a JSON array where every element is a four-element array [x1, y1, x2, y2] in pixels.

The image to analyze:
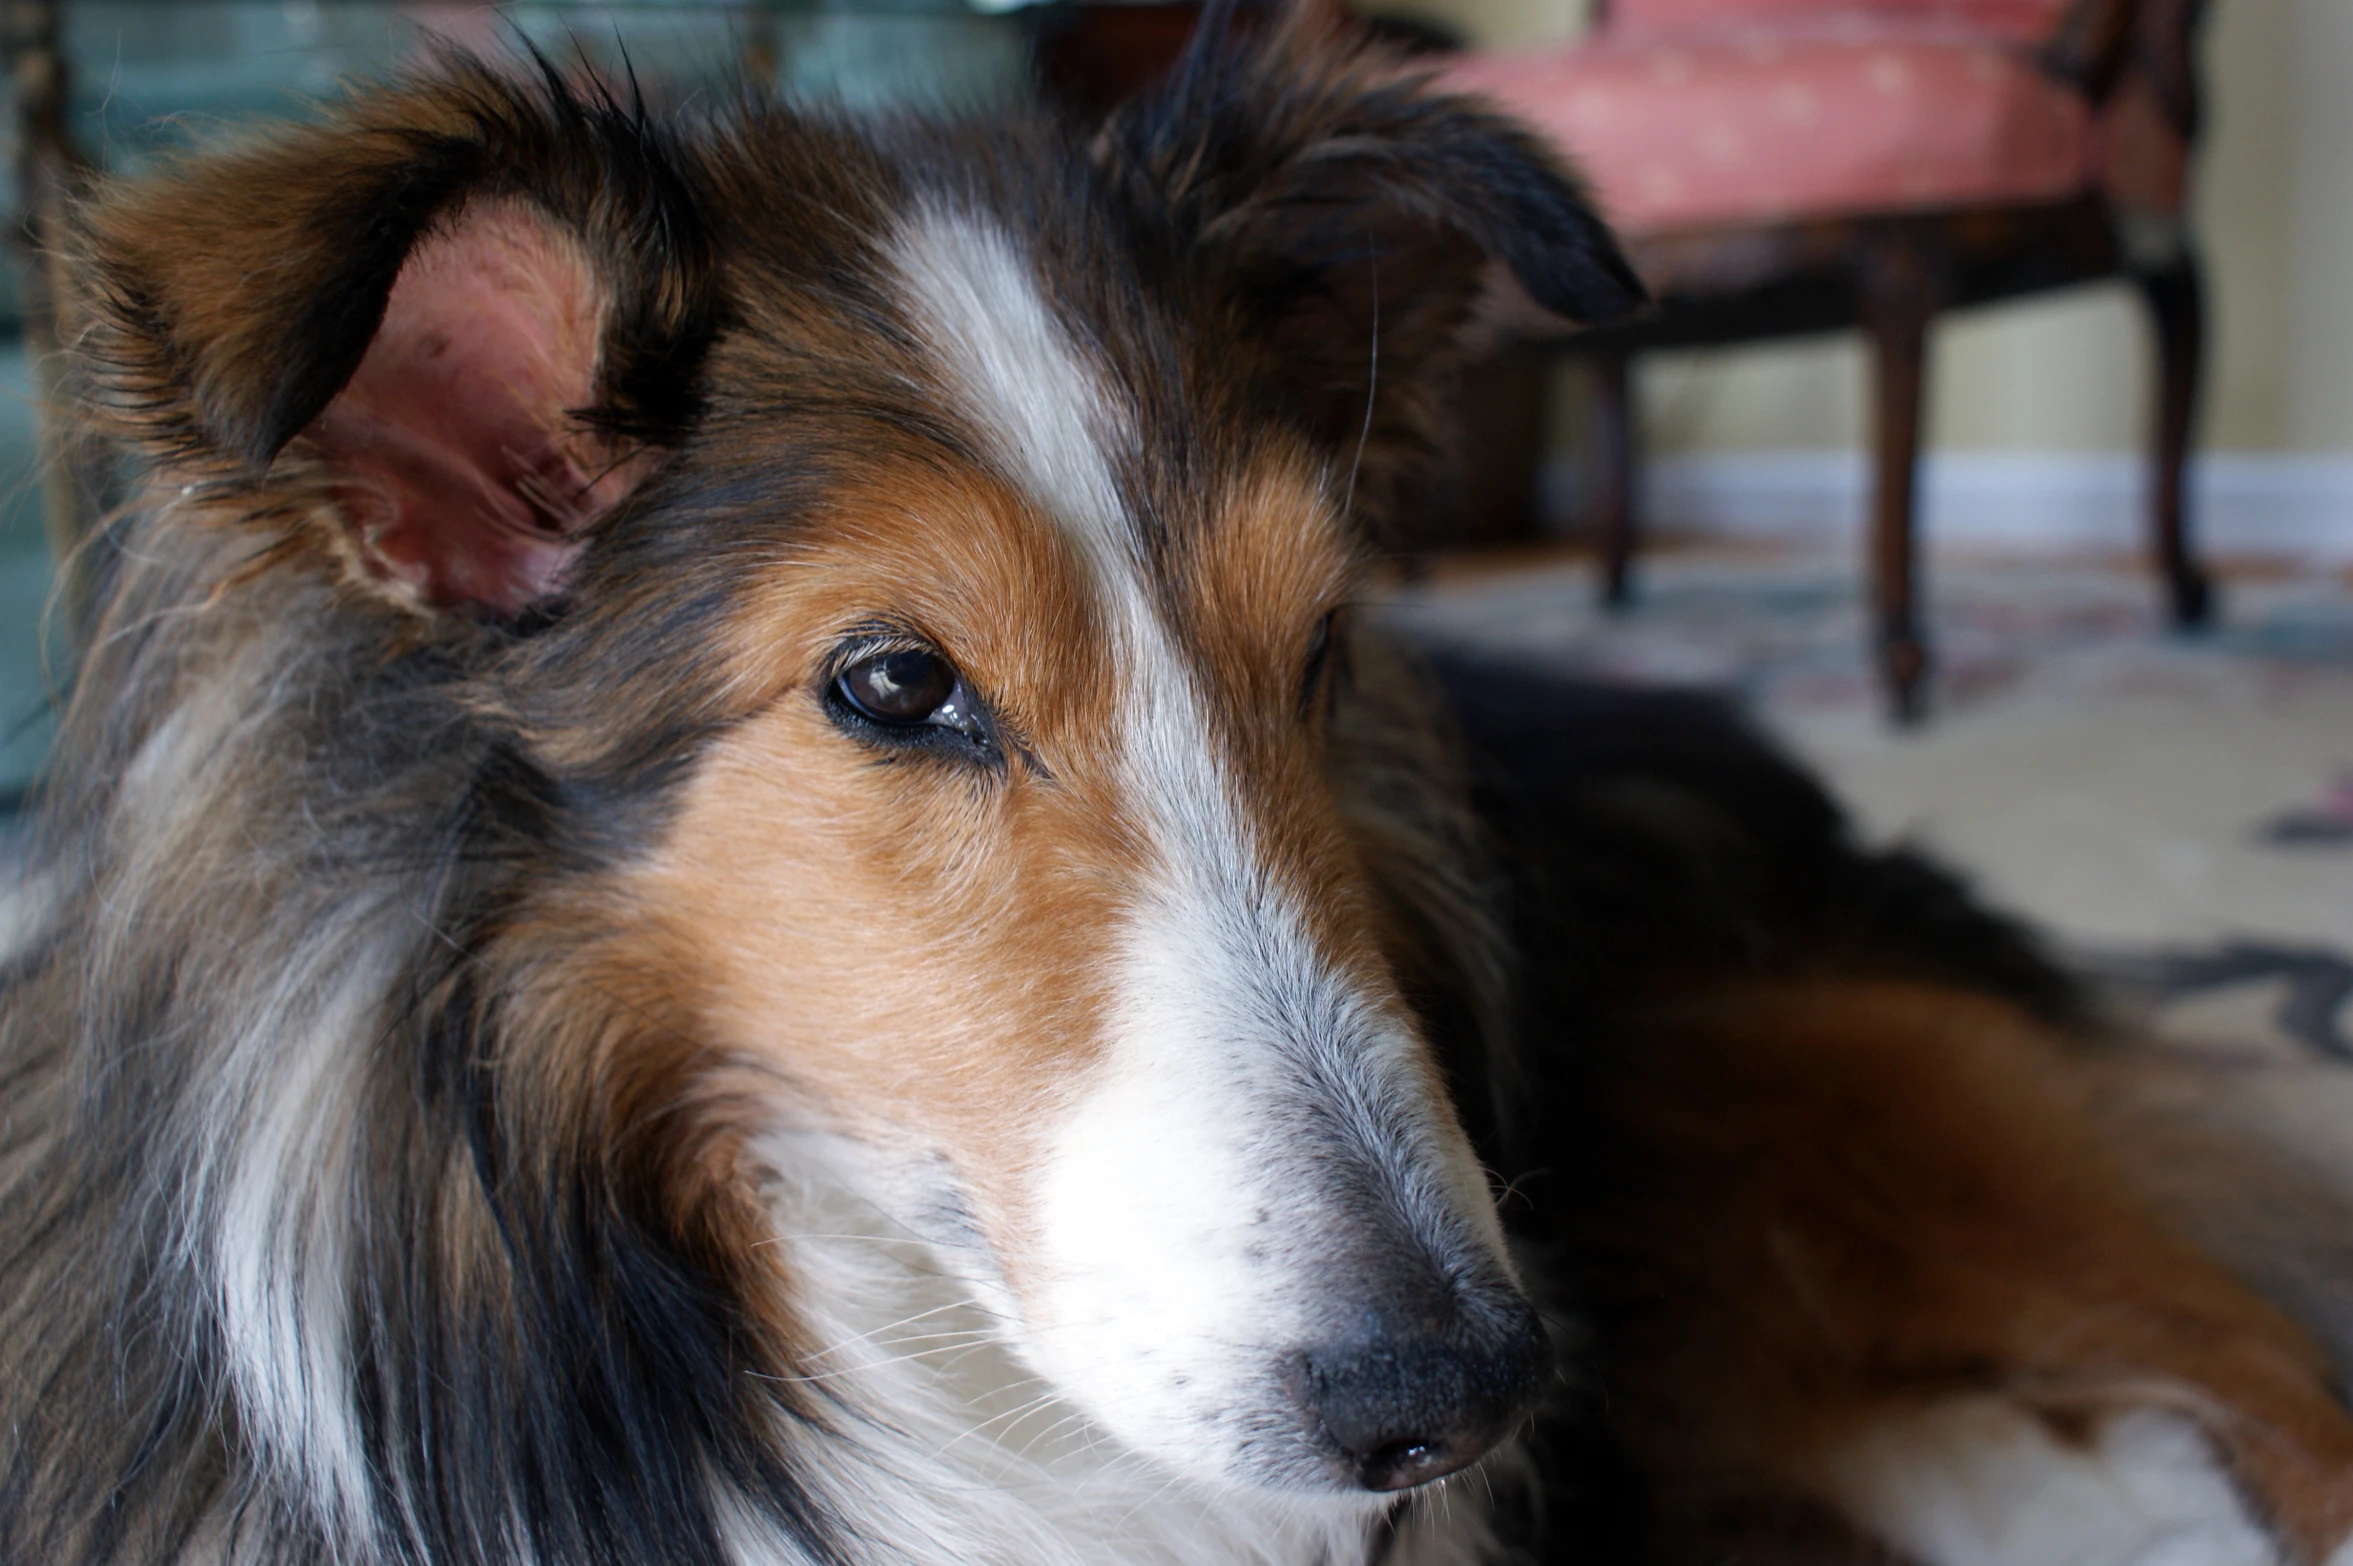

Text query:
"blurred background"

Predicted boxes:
[[0, 0, 2346, 1054], [1453, 0, 2351, 506]]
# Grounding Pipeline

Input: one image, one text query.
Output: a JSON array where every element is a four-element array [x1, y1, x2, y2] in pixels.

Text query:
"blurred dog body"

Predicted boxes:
[[1422, 662, 2353, 1564]]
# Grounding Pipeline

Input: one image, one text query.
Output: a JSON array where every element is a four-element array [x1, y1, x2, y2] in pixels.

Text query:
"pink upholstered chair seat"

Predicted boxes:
[[1443, 14, 2097, 237], [1602, 0, 2063, 42]]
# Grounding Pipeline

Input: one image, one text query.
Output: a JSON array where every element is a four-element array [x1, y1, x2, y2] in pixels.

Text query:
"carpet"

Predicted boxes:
[[1384, 548, 2353, 1067]]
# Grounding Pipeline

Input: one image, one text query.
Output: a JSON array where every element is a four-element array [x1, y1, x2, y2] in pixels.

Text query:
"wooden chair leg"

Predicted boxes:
[[2138, 251, 2214, 628], [1860, 236, 1942, 726], [1591, 349, 1638, 610]]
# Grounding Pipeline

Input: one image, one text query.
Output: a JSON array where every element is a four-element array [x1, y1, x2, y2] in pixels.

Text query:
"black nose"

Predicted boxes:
[[1298, 1302, 1552, 1492]]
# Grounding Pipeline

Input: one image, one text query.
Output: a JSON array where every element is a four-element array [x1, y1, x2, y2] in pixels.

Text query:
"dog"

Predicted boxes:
[[0, 20, 1639, 1564], [2, 14, 2351, 1566]]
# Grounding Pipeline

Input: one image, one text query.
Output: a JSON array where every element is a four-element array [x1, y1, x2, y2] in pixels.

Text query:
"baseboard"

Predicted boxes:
[[1542, 451, 2353, 564]]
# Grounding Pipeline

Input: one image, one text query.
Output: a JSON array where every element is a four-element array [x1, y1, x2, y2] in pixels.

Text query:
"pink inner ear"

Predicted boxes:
[[306, 200, 651, 616]]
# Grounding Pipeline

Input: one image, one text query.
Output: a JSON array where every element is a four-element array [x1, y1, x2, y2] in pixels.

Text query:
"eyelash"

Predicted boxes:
[[1302, 610, 1343, 717]]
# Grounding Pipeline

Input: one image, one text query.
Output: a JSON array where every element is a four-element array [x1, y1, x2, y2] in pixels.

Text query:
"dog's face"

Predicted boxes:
[[629, 220, 1486, 1494], [72, 31, 1639, 1504]]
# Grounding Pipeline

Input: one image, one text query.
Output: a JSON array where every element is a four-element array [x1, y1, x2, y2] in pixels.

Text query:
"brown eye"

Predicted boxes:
[[836, 648, 957, 726]]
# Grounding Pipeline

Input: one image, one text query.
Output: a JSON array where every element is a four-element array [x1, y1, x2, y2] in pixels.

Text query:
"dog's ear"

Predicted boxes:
[[1094, 11, 1644, 528], [68, 58, 719, 617]]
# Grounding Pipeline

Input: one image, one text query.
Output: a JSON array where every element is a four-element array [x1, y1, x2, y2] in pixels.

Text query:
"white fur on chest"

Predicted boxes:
[[1826, 1397, 2294, 1566]]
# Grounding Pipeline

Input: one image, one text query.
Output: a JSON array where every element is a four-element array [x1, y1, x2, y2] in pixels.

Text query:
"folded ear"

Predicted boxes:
[[1094, 10, 1644, 532], [68, 57, 720, 617]]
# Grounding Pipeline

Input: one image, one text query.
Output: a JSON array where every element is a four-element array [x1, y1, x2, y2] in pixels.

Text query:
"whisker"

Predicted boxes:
[[933, 1387, 1065, 1457], [759, 1336, 1000, 1387], [1340, 238, 1380, 522]]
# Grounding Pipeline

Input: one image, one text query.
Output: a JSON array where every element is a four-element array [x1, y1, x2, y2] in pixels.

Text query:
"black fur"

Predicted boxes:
[[1095, 7, 1644, 537]]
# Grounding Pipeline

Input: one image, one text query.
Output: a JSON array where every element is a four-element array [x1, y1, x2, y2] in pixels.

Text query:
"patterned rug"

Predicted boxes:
[[1384, 548, 2353, 1066]]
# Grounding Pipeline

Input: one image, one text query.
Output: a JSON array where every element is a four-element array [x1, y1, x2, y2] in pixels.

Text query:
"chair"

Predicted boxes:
[[1441, 0, 2212, 721]]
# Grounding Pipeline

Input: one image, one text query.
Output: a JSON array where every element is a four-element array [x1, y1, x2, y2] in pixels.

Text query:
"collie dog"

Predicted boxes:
[[3, 16, 2351, 1566]]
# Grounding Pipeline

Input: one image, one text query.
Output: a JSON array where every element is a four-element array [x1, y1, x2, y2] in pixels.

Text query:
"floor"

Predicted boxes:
[[1385, 544, 2353, 1066]]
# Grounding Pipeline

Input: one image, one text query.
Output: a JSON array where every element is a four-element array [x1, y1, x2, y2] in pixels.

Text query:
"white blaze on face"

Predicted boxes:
[[889, 204, 1511, 1490], [887, 203, 1138, 592]]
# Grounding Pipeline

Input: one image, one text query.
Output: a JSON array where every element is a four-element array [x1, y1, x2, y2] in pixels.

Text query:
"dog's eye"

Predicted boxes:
[[838, 649, 956, 725], [826, 644, 997, 759]]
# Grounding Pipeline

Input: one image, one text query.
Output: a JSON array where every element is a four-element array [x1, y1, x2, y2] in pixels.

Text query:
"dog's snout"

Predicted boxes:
[[1297, 1297, 1551, 1492]]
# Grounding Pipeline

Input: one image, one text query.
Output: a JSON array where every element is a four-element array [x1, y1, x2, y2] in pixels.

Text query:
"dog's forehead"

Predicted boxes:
[[864, 174, 1344, 618], [887, 199, 1141, 586]]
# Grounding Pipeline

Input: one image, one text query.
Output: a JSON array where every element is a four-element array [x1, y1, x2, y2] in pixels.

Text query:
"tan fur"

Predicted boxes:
[[607, 466, 1127, 1271], [1163, 449, 1386, 973]]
